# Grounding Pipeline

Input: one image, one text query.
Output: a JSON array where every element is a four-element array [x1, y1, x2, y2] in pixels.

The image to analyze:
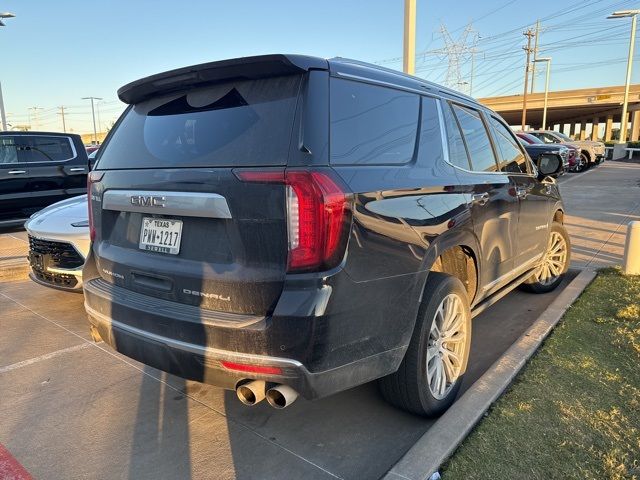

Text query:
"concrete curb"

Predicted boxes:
[[0, 258, 30, 282], [383, 268, 598, 480]]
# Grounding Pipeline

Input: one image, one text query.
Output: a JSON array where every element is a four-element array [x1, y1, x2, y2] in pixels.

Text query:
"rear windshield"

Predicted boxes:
[[96, 75, 301, 169]]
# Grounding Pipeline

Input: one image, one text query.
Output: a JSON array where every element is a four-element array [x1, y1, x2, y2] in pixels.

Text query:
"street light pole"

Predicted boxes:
[[403, 0, 416, 75], [0, 12, 16, 131], [534, 57, 552, 130], [82, 96, 103, 144], [608, 10, 640, 143]]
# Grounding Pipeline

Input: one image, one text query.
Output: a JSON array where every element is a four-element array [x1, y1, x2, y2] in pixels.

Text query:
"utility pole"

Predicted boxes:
[[82, 96, 102, 144], [28, 106, 43, 130], [403, 0, 417, 74], [58, 106, 67, 133], [530, 20, 541, 93], [521, 29, 535, 131], [0, 82, 6, 131]]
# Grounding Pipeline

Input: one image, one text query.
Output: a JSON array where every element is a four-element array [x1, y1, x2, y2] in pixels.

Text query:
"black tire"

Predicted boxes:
[[520, 222, 571, 294], [580, 152, 591, 169], [378, 273, 472, 417]]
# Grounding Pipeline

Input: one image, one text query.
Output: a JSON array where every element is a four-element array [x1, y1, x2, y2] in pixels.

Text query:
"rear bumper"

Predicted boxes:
[[83, 278, 405, 399]]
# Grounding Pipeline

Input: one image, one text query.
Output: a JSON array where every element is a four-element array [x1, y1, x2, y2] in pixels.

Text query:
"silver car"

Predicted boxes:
[[25, 193, 89, 291]]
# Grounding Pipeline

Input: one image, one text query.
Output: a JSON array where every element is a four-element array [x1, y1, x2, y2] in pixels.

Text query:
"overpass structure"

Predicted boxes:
[[479, 84, 640, 141]]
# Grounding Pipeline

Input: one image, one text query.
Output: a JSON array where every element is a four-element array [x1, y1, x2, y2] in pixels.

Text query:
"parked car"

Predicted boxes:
[[23, 150, 97, 291], [516, 132, 583, 172], [83, 54, 569, 417], [25, 194, 89, 291], [514, 133, 567, 175], [527, 130, 604, 168], [0, 131, 88, 226], [86, 145, 100, 155]]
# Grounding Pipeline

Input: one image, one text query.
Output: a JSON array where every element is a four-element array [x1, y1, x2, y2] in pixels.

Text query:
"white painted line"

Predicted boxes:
[[0, 291, 343, 479], [0, 343, 91, 374]]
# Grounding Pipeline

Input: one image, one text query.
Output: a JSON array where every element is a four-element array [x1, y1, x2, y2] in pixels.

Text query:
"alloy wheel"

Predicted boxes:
[[426, 293, 467, 400], [533, 231, 568, 286]]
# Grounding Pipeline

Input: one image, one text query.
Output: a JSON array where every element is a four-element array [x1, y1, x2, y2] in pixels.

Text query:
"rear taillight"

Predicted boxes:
[[87, 172, 103, 242], [235, 169, 351, 273]]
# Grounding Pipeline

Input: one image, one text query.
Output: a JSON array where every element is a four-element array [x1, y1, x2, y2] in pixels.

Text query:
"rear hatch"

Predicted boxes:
[[90, 74, 302, 315]]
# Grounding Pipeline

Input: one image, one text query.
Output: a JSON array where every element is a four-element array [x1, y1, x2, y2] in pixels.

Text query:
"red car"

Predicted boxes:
[[516, 132, 584, 172], [85, 145, 100, 155]]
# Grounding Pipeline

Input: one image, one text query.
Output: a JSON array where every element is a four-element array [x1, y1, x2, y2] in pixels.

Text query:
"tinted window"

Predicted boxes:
[[540, 133, 559, 144], [489, 117, 529, 174], [97, 75, 301, 169], [417, 97, 445, 166], [2, 135, 75, 163], [451, 105, 498, 172], [330, 78, 419, 165], [441, 101, 471, 170], [0, 136, 19, 164], [20, 136, 75, 162]]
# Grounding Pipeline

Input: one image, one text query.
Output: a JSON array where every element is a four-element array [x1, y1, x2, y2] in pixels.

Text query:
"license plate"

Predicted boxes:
[[139, 217, 183, 255]]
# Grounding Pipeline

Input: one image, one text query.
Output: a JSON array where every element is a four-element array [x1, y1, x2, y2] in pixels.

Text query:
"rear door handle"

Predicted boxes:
[[69, 167, 86, 172], [8, 170, 26, 175], [471, 193, 490, 206]]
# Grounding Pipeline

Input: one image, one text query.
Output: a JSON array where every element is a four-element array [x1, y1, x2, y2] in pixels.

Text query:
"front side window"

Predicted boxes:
[[451, 104, 498, 172], [0, 136, 19, 164], [489, 117, 529, 174], [330, 78, 419, 165]]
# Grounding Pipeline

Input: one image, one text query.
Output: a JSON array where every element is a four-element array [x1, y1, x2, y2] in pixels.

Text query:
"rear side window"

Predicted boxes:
[[488, 117, 529, 174], [330, 78, 419, 165], [0, 135, 74, 163], [97, 75, 302, 169], [451, 104, 498, 172]]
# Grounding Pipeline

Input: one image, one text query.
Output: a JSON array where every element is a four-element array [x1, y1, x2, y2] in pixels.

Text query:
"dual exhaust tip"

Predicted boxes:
[[236, 380, 298, 409]]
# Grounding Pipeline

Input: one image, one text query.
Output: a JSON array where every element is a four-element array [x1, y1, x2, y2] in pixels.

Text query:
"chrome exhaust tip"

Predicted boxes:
[[236, 380, 266, 406], [265, 384, 299, 409]]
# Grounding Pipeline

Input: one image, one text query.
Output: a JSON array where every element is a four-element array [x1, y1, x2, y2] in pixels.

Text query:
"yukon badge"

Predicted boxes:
[[130, 195, 166, 207]]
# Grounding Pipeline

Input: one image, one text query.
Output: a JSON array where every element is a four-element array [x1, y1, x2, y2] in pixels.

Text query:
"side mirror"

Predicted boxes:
[[537, 154, 563, 178]]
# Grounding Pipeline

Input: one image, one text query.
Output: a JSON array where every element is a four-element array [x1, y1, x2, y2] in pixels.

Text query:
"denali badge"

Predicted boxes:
[[130, 195, 166, 208], [183, 288, 230, 302]]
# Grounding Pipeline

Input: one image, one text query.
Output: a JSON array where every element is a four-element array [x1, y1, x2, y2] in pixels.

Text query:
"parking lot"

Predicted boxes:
[[1, 161, 639, 480]]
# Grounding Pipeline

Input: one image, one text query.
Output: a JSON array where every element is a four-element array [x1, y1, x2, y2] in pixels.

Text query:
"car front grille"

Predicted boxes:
[[28, 235, 84, 269]]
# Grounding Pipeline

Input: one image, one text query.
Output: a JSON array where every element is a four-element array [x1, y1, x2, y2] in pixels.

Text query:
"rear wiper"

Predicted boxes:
[[19, 145, 54, 162]]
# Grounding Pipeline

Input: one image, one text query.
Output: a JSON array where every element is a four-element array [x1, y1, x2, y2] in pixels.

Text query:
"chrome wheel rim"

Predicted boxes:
[[534, 231, 567, 286], [426, 294, 467, 400]]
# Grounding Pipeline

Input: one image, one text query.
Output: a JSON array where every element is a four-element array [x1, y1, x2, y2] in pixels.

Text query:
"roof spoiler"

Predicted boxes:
[[117, 54, 328, 104]]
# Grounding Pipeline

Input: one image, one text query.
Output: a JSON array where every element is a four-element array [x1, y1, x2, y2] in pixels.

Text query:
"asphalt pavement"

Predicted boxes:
[[0, 160, 638, 480]]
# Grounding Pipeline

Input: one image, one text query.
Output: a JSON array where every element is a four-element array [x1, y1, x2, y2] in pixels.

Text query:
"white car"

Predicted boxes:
[[25, 194, 90, 291]]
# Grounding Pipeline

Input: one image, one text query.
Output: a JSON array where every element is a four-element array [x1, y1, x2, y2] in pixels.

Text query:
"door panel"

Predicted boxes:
[[486, 115, 551, 268], [0, 135, 31, 220], [512, 175, 551, 267], [440, 100, 518, 293]]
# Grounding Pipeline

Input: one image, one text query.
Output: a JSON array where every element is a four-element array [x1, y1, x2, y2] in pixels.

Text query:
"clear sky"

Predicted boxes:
[[1, 0, 639, 135]]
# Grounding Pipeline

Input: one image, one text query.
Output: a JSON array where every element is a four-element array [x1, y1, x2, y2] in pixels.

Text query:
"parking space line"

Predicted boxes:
[[0, 291, 344, 479], [0, 443, 33, 480], [0, 343, 91, 374]]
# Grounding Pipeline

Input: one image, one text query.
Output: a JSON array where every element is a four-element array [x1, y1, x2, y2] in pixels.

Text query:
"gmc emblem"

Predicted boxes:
[[130, 195, 166, 208]]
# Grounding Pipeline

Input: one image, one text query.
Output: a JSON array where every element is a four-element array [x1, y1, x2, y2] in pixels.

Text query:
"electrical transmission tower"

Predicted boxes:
[[431, 24, 479, 91]]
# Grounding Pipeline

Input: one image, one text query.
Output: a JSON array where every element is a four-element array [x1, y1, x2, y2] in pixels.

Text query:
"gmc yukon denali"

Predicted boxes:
[[83, 54, 569, 416]]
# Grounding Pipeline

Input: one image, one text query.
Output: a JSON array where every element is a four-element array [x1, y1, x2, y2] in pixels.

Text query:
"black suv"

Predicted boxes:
[[84, 55, 569, 416], [0, 131, 88, 226]]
